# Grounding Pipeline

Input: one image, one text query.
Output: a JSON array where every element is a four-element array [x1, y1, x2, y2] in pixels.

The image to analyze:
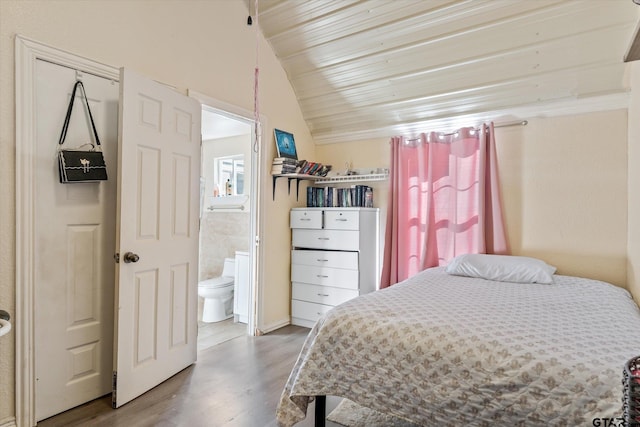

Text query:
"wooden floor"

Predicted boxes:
[[37, 325, 340, 427], [197, 317, 247, 353]]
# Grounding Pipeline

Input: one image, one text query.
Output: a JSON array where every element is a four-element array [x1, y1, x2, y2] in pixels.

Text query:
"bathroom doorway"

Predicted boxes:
[[197, 103, 255, 352]]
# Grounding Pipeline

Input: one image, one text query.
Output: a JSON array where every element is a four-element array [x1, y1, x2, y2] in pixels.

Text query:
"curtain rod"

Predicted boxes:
[[405, 120, 528, 142], [492, 120, 528, 129]]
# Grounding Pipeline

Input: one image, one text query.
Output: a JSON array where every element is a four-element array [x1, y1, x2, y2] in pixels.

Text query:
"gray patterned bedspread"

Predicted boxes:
[[276, 267, 640, 426]]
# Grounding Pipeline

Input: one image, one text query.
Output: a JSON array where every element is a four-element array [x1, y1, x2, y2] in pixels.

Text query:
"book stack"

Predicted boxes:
[[271, 157, 298, 175], [271, 158, 333, 177], [296, 160, 331, 177], [307, 185, 374, 208]]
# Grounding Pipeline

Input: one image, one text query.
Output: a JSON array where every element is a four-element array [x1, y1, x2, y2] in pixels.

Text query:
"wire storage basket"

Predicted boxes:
[[623, 356, 640, 427]]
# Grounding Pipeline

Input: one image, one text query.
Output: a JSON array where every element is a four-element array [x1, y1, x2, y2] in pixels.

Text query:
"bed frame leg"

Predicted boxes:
[[315, 395, 326, 427]]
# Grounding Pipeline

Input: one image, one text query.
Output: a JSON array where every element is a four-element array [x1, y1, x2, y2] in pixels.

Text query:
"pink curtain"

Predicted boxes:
[[380, 123, 508, 288]]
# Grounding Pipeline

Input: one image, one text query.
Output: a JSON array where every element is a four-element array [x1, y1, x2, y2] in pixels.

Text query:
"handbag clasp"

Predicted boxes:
[[80, 158, 90, 173]]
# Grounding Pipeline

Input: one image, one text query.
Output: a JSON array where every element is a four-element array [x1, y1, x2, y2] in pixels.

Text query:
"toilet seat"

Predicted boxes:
[[199, 276, 233, 289], [198, 257, 236, 323]]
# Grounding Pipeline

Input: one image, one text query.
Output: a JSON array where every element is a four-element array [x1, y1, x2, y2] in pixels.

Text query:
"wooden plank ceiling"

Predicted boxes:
[[251, 0, 640, 143]]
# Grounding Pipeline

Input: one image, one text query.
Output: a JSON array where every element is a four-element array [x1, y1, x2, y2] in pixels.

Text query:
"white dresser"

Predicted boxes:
[[290, 207, 380, 328]]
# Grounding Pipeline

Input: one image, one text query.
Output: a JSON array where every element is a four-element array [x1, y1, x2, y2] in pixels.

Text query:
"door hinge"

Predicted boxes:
[[112, 371, 117, 408], [114, 252, 120, 263]]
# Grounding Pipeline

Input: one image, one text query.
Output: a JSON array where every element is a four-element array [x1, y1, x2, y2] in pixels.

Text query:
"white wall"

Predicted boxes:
[[498, 111, 628, 286], [628, 61, 640, 303], [0, 1, 316, 422]]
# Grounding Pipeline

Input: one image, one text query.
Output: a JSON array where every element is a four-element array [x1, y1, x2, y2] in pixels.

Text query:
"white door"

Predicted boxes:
[[34, 60, 119, 420], [112, 68, 201, 408]]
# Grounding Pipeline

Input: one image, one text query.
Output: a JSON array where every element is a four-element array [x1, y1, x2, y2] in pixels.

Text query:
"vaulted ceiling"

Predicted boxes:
[[251, 0, 640, 144]]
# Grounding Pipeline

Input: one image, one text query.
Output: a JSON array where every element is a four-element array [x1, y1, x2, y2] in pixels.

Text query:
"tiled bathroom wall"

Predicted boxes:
[[199, 210, 250, 280]]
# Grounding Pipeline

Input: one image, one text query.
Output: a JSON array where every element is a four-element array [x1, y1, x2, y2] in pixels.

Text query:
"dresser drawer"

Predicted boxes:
[[292, 229, 359, 251], [292, 282, 358, 306], [290, 210, 322, 229], [292, 300, 333, 324], [291, 249, 358, 270], [324, 210, 359, 230], [291, 264, 359, 289]]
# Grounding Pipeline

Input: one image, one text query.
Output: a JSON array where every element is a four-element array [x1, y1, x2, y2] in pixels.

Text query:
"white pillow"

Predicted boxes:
[[445, 254, 556, 284]]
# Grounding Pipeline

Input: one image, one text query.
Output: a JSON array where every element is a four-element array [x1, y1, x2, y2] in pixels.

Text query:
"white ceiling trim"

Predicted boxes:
[[312, 92, 631, 145]]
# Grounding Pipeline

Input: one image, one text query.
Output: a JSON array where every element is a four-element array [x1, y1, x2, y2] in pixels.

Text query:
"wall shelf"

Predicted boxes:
[[272, 174, 322, 200], [271, 172, 389, 200], [314, 172, 389, 185]]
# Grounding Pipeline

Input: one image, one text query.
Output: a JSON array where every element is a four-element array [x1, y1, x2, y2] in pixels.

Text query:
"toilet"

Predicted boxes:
[[198, 258, 235, 323]]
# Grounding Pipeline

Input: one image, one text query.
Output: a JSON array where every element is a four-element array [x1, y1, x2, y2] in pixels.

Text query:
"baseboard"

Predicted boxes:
[[256, 317, 290, 335], [0, 417, 17, 427]]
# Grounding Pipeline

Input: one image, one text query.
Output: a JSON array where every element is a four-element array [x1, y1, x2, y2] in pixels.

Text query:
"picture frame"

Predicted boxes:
[[274, 128, 298, 160]]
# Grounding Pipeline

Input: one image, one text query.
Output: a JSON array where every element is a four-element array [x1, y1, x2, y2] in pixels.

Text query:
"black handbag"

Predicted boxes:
[[57, 80, 108, 183]]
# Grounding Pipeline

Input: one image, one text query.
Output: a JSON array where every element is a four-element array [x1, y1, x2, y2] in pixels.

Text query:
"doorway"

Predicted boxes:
[[197, 106, 254, 352]]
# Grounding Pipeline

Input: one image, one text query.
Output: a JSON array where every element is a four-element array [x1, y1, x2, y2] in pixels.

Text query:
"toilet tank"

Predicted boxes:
[[221, 258, 235, 278]]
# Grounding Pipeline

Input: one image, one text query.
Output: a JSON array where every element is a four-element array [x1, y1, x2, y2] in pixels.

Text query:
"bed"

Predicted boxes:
[[276, 257, 640, 427]]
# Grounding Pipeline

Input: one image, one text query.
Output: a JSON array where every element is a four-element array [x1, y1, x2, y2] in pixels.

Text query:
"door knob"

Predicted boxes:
[[123, 252, 140, 263]]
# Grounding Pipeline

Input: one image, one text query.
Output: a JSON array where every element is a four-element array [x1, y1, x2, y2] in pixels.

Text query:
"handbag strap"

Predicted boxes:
[[58, 80, 101, 147]]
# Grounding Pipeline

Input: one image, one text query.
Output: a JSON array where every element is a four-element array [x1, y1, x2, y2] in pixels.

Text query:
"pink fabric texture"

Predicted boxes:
[[380, 123, 508, 288]]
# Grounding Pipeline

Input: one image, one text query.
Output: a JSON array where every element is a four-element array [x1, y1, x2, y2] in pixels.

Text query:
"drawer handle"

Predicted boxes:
[[299, 218, 311, 221], [317, 259, 329, 262], [335, 218, 348, 221], [318, 237, 330, 240], [317, 293, 330, 297], [317, 274, 329, 278]]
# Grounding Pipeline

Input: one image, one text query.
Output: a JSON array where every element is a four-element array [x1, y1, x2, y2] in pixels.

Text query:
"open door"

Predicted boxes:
[[112, 68, 201, 408]]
